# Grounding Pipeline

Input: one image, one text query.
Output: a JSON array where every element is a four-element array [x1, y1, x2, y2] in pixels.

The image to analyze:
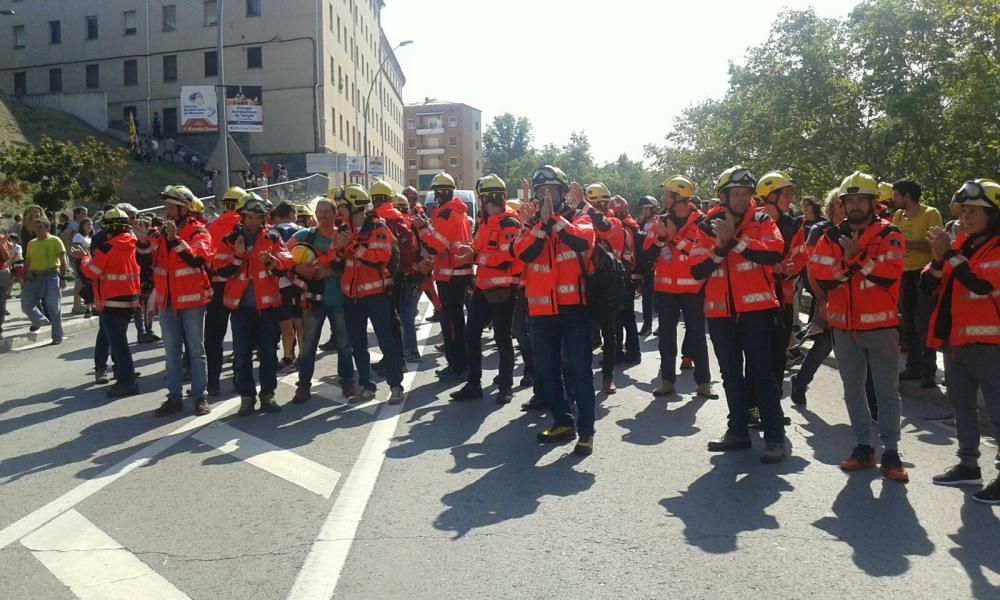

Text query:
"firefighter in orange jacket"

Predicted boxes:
[[335, 184, 405, 405], [586, 182, 624, 394], [451, 174, 521, 405], [513, 165, 597, 456], [809, 171, 908, 482], [647, 175, 716, 399], [413, 172, 473, 381], [689, 166, 787, 463], [203, 186, 246, 396], [923, 179, 1000, 501], [72, 208, 141, 399], [215, 193, 293, 416], [136, 185, 214, 417]]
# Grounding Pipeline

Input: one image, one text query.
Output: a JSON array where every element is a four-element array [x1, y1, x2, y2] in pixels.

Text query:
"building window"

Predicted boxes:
[[475, 120, 479, 131], [449, 157, 458, 168], [339, 115, 344, 141], [406, 119, 415, 130], [246, 0, 262, 17], [13, 25, 25, 48], [204, 1, 218, 27], [49, 68, 62, 92], [49, 20, 61, 44], [124, 60, 138, 86], [476, 160, 480, 170], [329, 57, 335, 84], [447, 116, 457, 128], [124, 11, 137, 35], [475, 140, 481, 150], [163, 108, 178, 135], [448, 137, 457, 147], [247, 47, 262, 69], [13, 71, 26, 96], [86, 16, 99, 40], [163, 5, 177, 32], [407, 138, 415, 149], [204, 51, 218, 77], [331, 108, 336, 135], [163, 55, 177, 82], [85, 64, 100, 89], [408, 159, 416, 170], [123, 106, 137, 124]]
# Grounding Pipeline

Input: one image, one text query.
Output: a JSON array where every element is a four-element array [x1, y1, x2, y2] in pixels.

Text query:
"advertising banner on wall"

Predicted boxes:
[[225, 85, 263, 133], [179, 86, 219, 133], [367, 157, 384, 179]]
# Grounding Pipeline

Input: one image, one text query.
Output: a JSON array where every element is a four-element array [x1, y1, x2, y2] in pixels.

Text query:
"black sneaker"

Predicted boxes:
[[932, 464, 982, 487], [95, 369, 110, 385], [707, 432, 752, 452], [436, 367, 467, 382], [790, 375, 807, 407], [450, 383, 483, 401], [106, 383, 139, 399], [495, 389, 513, 405], [153, 399, 183, 417], [973, 477, 1000, 505], [521, 396, 545, 412]]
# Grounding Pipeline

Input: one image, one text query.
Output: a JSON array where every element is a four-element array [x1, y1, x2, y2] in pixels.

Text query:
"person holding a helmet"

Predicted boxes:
[[647, 175, 716, 400], [810, 171, 908, 481], [71, 207, 141, 399], [636, 195, 660, 335], [203, 186, 246, 396], [334, 183, 405, 404], [450, 174, 521, 404], [690, 166, 787, 463], [412, 172, 474, 381], [586, 182, 625, 394], [212, 193, 293, 415], [136, 185, 214, 417], [923, 179, 1000, 502], [513, 165, 597, 456]]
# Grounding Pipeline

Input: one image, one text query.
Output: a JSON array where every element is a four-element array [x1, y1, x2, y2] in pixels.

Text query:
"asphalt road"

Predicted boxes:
[[1, 304, 999, 599]]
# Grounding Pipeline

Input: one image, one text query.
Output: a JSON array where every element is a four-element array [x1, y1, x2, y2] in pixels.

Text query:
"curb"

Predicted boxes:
[[0, 314, 102, 354]]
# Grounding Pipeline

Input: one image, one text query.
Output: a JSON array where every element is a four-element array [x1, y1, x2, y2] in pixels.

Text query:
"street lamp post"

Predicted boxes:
[[364, 40, 412, 188]]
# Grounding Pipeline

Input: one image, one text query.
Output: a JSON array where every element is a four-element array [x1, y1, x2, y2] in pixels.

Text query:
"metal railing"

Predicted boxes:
[[137, 173, 331, 215]]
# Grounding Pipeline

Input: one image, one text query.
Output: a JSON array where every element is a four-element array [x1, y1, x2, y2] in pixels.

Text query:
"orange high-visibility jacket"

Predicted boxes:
[[419, 197, 474, 281], [513, 208, 595, 316], [80, 232, 141, 311], [137, 218, 213, 310], [473, 209, 521, 290], [644, 210, 707, 295], [766, 210, 808, 306], [207, 211, 242, 283], [216, 226, 293, 310], [925, 234, 1000, 348], [340, 214, 394, 299], [590, 207, 625, 259]]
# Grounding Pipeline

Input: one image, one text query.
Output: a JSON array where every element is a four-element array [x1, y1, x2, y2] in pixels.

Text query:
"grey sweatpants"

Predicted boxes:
[[943, 344, 1000, 468], [832, 328, 902, 450]]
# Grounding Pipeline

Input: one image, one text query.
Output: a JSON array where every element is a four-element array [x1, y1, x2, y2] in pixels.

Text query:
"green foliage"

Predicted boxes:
[[0, 136, 128, 213]]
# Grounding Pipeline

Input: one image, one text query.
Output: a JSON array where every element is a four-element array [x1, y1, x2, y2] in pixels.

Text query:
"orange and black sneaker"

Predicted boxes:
[[840, 445, 876, 472], [537, 425, 576, 444], [880, 450, 910, 483]]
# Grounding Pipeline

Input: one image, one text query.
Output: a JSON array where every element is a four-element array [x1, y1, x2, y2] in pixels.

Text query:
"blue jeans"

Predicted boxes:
[[159, 305, 207, 401], [230, 307, 280, 398], [21, 272, 62, 342], [530, 306, 596, 436], [398, 278, 421, 354], [297, 304, 353, 389], [100, 309, 135, 386], [344, 293, 404, 389]]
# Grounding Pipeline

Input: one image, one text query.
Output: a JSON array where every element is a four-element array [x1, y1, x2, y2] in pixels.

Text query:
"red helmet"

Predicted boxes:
[[609, 195, 629, 215], [402, 185, 419, 200]]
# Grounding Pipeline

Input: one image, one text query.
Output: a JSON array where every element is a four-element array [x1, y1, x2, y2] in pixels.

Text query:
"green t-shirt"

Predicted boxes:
[[26, 235, 65, 272], [292, 227, 344, 308]]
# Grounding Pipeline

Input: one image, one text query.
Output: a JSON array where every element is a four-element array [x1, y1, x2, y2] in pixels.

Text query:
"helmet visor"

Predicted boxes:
[[725, 168, 756, 190], [532, 167, 562, 190]]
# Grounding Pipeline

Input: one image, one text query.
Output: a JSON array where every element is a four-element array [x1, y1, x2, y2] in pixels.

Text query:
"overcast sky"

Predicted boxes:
[[382, 0, 859, 164]]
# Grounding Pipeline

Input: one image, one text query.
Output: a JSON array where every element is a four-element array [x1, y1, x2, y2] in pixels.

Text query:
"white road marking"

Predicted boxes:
[[22, 509, 192, 600], [286, 302, 436, 600], [194, 422, 341, 498], [0, 397, 241, 551], [276, 373, 379, 415]]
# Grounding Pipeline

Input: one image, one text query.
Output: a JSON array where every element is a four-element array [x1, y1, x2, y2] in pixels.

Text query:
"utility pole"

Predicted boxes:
[[216, 0, 230, 192]]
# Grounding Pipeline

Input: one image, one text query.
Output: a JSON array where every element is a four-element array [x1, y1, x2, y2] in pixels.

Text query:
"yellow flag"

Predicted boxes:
[[128, 113, 137, 151]]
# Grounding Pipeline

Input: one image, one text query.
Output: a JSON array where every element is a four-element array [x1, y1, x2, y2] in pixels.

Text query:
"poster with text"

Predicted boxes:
[[179, 86, 218, 133], [225, 85, 263, 133]]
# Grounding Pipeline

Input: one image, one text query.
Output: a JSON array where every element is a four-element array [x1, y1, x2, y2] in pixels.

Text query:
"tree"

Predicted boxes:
[[482, 113, 533, 182]]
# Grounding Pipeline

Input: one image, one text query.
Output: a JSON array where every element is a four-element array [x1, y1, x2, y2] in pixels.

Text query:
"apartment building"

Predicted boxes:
[[0, 0, 406, 187], [404, 99, 482, 192]]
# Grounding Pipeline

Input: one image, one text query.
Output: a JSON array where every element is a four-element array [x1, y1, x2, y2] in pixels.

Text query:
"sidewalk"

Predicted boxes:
[[0, 283, 101, 353]]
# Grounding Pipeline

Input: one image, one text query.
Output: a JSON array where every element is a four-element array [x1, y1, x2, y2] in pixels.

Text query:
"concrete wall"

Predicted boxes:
[[19, 91, 108, 132]]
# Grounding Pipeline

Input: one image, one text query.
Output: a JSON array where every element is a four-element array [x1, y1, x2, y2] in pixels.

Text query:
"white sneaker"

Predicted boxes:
[[388, 386, 405, 405]]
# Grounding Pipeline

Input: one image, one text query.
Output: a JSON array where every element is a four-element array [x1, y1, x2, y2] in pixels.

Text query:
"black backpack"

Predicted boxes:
[[632, 230, 657, 276], [579, 244, 627, 316]]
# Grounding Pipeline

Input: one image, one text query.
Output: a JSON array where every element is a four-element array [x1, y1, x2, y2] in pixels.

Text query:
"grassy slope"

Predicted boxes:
[[0, 95, 205, 212]]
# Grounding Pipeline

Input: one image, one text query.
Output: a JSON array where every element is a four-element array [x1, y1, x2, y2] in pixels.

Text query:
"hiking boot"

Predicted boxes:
[[932, 464, 982, 487], [519, 374, 535, 389], [349, 388, 377, 404], [840, 445, 876, 471], [292, 385, 311, 404], [260, 393, 282, 413], [495, 389, 514, 405], [106, 383, 139, 399], [521, 396, 545, 412], [898, 367, 921, 381], [790, 375, 807, 407], [537, 425, 577, 444], [760, 442, 787, 464], [153, 399, 183, 418], [574, 435, 594, 457], [194, 398, 211, 416], [696, 383, 719, 399], [973, 477, 1000, 505], [601, 375, 616, 394], [341, 382, 357, 398], [880, 451, 909, 483], [653, 381, 675, 396], [680, 356, 694, 370], [450, 383, 483, 401], [95, 369, 109, 385], [388, 386, 405, 405], [237, 395, 257, 416], [707, 432, 752, 452]]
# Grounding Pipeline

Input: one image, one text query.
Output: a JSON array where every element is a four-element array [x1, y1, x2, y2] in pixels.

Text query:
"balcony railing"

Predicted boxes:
[[416, 127, 444, 135]]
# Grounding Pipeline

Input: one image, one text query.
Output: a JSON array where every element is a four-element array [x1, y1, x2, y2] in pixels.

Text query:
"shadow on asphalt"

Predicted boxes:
[[949, 499, 1000, 598], [616, 395, 708, 446]]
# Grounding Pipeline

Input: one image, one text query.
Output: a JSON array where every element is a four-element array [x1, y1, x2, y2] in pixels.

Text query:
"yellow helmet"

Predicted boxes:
[[161, 184, 198, 208], [755, 171, 795, 199], [190, 197, 205, 214], [954, 179, 1000, 210], [343, 183, 371, 210], [531, 165, 570, 192], [326, 187, 344, 202], [290, 242, 318, 265], [585, 182, 612, 202], [431, 172, 457, 190], [878, 181, 893, 203], [714, 166, 757, 196], [101, 207, 130, 226], [662, 175, 696, 199], [294, 203, 314, 218], [477, 174, 507, 195], [392, 193, 410, 210], [238, 192, 268, 215], [222, 186, 247, 208], [838, 171, 879, 199], [506, 199, 523, 212], [369, 179, 394, 199]]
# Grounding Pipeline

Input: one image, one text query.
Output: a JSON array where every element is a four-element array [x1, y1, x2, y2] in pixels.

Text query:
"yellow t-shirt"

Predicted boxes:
[[26, 235, 65, 272], [894, 205, 942, 271]]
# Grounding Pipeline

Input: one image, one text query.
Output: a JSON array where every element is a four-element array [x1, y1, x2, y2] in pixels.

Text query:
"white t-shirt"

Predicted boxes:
[[72, 233, 91, 250]]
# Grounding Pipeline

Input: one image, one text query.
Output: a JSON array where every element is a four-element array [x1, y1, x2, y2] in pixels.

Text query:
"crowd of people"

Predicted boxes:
[[5, 164, 1000, 506]]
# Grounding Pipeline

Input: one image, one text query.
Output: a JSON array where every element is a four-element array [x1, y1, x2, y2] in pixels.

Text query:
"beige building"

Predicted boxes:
[[404, 99, 482, 191], [0, 0, 407, 188]]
